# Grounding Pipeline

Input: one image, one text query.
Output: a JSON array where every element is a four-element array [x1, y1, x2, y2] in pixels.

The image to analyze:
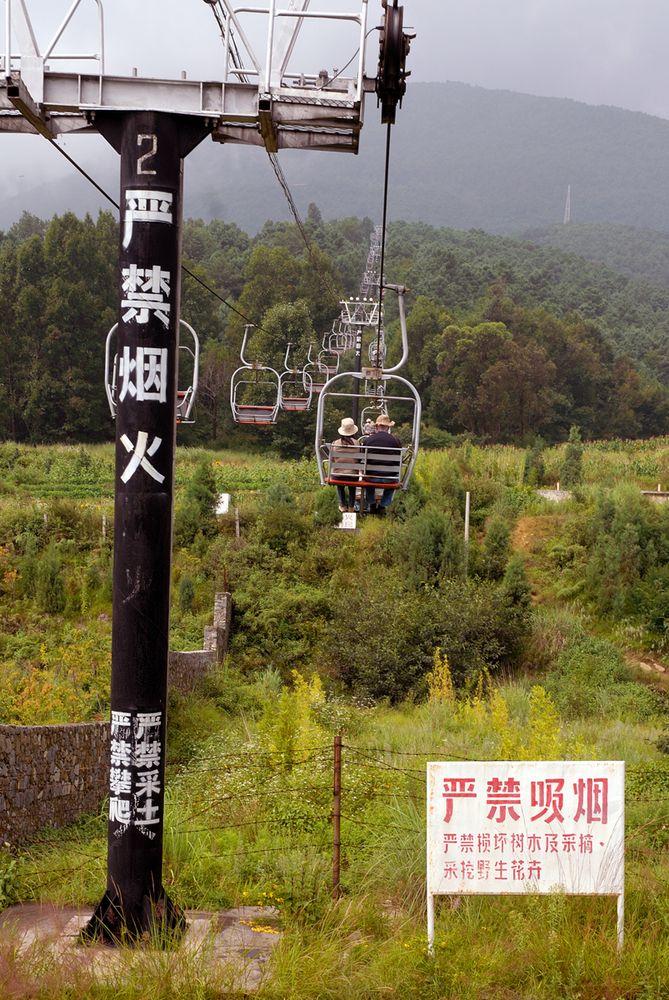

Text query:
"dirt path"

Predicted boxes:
[[511, 514, 567, 604]]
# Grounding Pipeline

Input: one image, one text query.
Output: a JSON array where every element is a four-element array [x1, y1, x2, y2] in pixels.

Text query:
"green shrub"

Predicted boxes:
[[313, 487, 340, 527], [179, 574, 195, 613], [561, 425, 584, 487], [36, 543, 65, 613], [389, 504, 463, 587], [522, 438, 545, 486], [480, 514, 511, 580], [545, 634, 633, 718]]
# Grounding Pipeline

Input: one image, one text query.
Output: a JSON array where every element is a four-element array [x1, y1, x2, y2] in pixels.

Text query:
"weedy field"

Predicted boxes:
[[1, 439, 669, 999]]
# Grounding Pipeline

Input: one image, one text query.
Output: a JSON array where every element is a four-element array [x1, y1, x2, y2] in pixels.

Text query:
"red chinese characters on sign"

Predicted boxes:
[[442, 777, 476, 822], [574, 778, 608, 824], [486, 777, 521, 822], [441, 774, 610, 825]]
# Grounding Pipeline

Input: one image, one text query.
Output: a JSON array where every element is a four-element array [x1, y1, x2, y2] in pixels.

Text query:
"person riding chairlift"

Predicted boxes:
[[331, 417, 360, 512], [362, 413, 401, 515]]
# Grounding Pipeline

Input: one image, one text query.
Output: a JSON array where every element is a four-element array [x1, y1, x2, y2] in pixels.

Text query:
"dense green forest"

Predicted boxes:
[[522, 222, 669, 289], [3, 209, 669, 447]]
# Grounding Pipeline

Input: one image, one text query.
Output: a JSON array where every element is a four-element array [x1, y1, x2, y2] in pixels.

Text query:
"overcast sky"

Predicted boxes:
[[2, 0, 669, 213], [5, 0, 669, 116]]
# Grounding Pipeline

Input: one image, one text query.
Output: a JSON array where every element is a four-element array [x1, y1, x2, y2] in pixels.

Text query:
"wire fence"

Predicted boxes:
[[13, 739, 669, 893]]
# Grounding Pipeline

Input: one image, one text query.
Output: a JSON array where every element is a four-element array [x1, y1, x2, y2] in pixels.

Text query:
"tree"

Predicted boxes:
[[523, 439, 545, 486], [198, 340, 235, 444], [561, 425, 583, 487]]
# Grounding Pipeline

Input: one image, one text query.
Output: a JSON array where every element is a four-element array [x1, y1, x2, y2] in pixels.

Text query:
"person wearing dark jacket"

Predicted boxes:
[[362, 413, 401, 513]]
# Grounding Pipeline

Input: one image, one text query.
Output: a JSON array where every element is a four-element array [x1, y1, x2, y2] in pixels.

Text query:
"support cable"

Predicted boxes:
[[43, 136, 271, 334], [266, 149, 341, 305]]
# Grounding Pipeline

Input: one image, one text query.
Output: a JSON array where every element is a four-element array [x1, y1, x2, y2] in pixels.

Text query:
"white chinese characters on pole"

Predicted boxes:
[[109, 710, 163, 839], [119, 346, 168, 403], [121, 264, 172, 328], [123, 189, 174, 249], [120, 431, 165, 484], [427, 761, 625, 950]]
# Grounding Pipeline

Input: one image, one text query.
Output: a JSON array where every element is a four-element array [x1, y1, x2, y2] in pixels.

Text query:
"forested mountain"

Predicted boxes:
[[5, 83, 669, 236], [2, 210, 669, 447], [521, 223, 669, 289]]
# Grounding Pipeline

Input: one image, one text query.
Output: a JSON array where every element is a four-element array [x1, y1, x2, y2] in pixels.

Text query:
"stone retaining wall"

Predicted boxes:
[[0, 593, 231, 845], [0, 722, 110, 844]]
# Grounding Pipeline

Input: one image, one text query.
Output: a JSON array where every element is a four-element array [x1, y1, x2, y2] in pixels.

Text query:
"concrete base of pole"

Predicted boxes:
[[80, 886, 185, 946], [1, 903, 280, 991]]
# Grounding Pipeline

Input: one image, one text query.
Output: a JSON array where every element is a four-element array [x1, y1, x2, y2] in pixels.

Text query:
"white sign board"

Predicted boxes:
[[215, 492, 231, 515], [337, 511, 357, 530], [427, 761, 625, 949]]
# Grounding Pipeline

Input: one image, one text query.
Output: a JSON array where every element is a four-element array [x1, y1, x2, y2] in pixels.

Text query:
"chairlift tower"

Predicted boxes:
[[0, 0, 411, 943]]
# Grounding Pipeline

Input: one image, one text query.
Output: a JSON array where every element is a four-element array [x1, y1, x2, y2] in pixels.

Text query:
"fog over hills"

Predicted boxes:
[[4, 82, 669, 235]]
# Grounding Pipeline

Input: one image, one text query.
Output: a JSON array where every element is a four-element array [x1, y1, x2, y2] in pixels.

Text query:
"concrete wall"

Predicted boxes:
[[0, 593, 231, 845]]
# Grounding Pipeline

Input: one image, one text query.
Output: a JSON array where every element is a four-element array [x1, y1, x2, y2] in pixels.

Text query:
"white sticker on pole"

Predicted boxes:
[[427, 761, 624, 896]]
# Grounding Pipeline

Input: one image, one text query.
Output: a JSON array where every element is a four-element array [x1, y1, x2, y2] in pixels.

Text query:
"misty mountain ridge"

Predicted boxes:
[[4, 81, 669, 236]]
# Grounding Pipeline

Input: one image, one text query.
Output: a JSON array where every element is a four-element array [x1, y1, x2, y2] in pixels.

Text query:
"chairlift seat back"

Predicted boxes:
[[326, 444, 405, 488]]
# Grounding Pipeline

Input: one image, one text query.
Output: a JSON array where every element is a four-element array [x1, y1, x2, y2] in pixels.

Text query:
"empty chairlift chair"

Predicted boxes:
[[279, 343, 313, 412], [305, 344, 330, 396], [104, 319, 200, 424], [230, 325, 281, 425]]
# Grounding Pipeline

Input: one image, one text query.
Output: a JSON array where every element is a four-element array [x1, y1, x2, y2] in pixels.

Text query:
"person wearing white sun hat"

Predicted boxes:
[[331, 417, 360, 511]]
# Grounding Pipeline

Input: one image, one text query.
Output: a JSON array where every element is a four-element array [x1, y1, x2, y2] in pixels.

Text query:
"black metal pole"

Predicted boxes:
[[83, 110, 208, 944]]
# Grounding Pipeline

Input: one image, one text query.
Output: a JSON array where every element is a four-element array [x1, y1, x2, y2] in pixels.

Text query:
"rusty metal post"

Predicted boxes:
[[332, 733, 342, 899]]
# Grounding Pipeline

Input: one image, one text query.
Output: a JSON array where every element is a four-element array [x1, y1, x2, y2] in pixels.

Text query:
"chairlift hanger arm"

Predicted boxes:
[[381, 282, 409, 374], [1, 2, 410, 151]]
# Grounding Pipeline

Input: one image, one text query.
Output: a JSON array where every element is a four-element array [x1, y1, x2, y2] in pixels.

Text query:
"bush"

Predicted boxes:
[[561, 425, 584, 487], [389, 504, 463, 587], [313, 487, 340, 527], [480, 514, 511, 579], [522, 438, 545, 486], [179, 575, 195, 613], [324, 573, 531, 701], [36, 543, 65, 613], [545, 634, 633, 718], [255, 482, 310, 553]]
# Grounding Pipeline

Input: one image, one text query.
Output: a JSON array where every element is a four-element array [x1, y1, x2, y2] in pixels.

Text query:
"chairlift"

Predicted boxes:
[[104, 319, 200, 424], [369, 332, 387, 366], [279, 343, 313, 412], [305, 344, 330, 396], [315, 285, 421, 499], [360, 398, 388, 429], [328, 321, 355, 354], [230, 324, 280, 425], [318, 345, 340, 377]]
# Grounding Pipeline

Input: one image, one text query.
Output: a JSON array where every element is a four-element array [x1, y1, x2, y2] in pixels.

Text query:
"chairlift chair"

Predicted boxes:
[[328, 321, 355, 354], [279, 343, 313, 412], [305, 344, 330, 396], [104, 319, 200, 424], [316, 371, 421, 496], [230, 325, 281, 425], [315, 285, 421, 499], [318, 337, 340, 376]]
